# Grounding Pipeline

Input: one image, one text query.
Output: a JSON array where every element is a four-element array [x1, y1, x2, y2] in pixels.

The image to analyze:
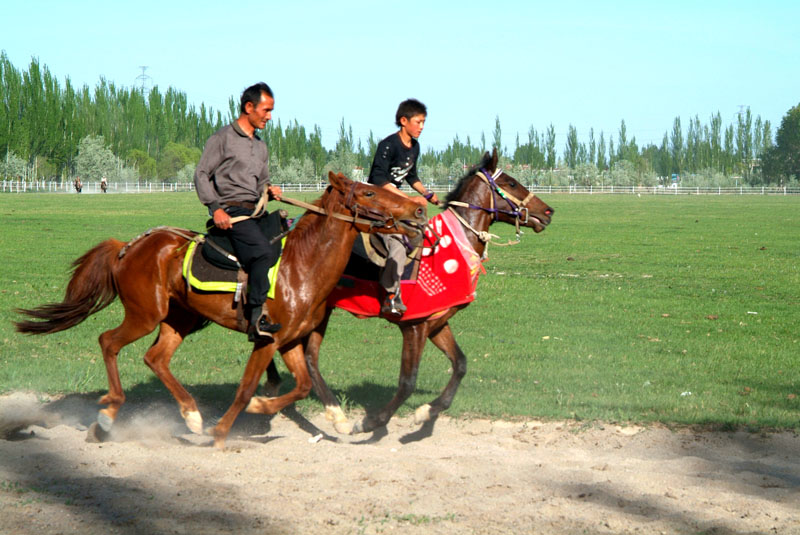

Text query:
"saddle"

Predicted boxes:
[[182, 210, 288, 298], [329, 210, 483, 320], [343, 233, 421, 282]]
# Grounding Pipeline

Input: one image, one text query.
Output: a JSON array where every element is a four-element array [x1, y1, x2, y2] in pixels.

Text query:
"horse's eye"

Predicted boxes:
[[364, 190, 375, 198], [508, 181, 517, 188]]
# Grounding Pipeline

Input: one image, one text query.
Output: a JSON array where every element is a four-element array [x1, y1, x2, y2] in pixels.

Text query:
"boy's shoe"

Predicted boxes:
[[381, 292, 407, 316]]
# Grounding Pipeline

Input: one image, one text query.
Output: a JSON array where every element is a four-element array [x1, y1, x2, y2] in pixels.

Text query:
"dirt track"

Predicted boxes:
[[1, 392, 798, 534]]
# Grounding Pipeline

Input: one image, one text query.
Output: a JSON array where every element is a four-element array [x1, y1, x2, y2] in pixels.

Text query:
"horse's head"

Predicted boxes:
[[327, 171, 427, 244], [470, 149, 553, 233]]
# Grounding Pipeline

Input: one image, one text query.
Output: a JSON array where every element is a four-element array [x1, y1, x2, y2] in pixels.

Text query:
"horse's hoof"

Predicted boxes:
[[333, 420, 354, 435], [246, 396, 269, 414], [86, 422, 110, 443], [97, 410, 114, 432], [351, 420, 365, 434], [183, 411, 203, 435], [414, 404, 432, 424]]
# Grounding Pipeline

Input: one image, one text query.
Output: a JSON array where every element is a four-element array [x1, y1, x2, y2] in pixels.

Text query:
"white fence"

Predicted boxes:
[[3, 179, 800, 196], [532, 185, 800, 195]]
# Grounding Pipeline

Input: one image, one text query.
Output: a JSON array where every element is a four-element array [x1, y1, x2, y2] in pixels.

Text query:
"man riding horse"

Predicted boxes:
[[194, 82, 283, 341]]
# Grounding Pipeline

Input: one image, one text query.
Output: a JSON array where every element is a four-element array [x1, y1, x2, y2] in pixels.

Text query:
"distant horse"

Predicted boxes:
[[100, 178, 108, 193], [284, 149, 554, 434], [74, 177, 82, 193], [15, 172, 427, 448]]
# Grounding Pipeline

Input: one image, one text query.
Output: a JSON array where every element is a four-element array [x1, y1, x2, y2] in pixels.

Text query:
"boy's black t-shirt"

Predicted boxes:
[[367, 132, 421, 189]]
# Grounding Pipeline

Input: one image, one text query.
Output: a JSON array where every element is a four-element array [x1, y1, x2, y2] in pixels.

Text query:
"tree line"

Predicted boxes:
[[2, 53, 797, 187]]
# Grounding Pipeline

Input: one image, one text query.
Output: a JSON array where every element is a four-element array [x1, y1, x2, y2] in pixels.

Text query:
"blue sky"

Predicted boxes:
[[4, 0, 798, 155]]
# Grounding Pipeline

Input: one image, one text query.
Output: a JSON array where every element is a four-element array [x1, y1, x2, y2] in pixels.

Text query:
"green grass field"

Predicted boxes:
[[1, 192, 798, 429]]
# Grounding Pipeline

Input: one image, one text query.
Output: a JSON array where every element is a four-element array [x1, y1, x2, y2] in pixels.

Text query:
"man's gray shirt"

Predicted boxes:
[[194, 122, 270, 214]]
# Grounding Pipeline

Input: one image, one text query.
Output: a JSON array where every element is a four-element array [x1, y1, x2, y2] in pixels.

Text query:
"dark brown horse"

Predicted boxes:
[[278, 149, 553, 434], [15, 172, 427, 448]]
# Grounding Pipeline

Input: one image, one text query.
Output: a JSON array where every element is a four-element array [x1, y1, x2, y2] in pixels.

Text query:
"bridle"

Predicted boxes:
[[447, 168, 541, 245]]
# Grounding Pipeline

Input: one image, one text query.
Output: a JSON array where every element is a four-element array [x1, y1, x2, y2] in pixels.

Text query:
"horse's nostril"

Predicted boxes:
[[416, 207, 424, 217]]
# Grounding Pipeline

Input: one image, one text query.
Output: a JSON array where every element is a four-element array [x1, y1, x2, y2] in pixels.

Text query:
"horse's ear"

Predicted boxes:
[[490, 148, 498, 171], [328, 171, 350, 192]]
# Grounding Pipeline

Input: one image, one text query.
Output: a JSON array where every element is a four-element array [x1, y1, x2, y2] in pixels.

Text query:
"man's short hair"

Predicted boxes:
[[395, 98, 427, 127], [240, 82, 273, 114]]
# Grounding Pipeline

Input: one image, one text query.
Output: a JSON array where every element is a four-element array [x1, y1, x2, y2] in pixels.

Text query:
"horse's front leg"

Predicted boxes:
[[245, 342, 313, 416], [353, 322, 427, 434], [413, 321, 467, 424], [210, 341, 278, 449]]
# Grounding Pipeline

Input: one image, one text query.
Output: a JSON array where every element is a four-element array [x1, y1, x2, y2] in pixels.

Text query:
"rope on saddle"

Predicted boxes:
[[118, 225, 201, 259]]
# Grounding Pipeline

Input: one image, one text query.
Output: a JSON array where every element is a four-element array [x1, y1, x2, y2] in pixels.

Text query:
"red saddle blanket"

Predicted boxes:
[[327, 210, 484, 320]]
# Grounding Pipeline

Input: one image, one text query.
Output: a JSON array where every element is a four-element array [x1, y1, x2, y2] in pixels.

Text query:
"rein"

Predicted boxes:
[[447, 168, 537, 247], [225, 182, 398, 231], [279, 184, 397, 231]]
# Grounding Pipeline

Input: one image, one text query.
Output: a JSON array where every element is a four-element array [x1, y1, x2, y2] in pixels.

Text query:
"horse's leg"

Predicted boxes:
[[245, 342, 313, 416], [96, 315, 159, 433], [352, 323, 428, 434], [413, 321, 467, 424], [210, 342, 276, 448], [264, 360, 281, 398], [303, 310, 352, 433], [142, 312, 204, 434]]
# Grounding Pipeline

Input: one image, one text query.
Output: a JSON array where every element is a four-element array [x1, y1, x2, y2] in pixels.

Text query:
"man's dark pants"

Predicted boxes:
[[225, 207, 280, 313]]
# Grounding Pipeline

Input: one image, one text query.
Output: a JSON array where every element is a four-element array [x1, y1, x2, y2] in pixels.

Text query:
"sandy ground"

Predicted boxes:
[[0, 391, 798, 535]]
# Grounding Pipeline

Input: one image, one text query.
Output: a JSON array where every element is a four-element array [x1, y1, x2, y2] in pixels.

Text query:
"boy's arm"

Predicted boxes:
[[369, 138, 394, 186], [410, 181, 440, 205]]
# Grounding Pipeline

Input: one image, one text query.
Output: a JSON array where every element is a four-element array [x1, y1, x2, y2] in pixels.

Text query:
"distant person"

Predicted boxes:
[[194, 82, 283, 341], [367, 98, 438, 316], [74, 177, 82, 193], [100, 176, 108, 193]]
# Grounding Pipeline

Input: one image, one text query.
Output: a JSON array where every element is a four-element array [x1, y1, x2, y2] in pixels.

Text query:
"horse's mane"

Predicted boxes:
[[443, 152, 493, 207], [284, 185, 340, 248]]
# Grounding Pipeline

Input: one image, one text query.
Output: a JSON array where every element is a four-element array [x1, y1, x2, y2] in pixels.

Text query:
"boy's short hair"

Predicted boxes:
[[395, 98, 427, 127], [240, 82, 273, 113]]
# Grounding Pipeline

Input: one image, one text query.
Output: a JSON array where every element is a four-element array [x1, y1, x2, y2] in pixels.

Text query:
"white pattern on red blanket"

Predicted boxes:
[[328, 210, 483, 320]]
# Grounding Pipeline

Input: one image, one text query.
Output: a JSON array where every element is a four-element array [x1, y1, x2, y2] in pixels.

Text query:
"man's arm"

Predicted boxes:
[[194, 134, 224, 213]]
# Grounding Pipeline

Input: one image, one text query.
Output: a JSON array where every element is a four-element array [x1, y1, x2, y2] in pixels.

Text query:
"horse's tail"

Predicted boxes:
[[14, 239, 124, 335]]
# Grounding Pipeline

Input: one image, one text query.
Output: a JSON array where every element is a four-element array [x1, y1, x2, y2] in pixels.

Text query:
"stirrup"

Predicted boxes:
[[381, 292, 406, 316], [247, 306, 281, 341]]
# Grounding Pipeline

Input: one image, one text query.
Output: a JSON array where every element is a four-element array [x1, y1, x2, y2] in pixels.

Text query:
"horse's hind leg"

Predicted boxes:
[[96, 316, 159, 433], [142, 313, 204, 434], [264, 360, 281, 397], [413, 322, 467, 424]]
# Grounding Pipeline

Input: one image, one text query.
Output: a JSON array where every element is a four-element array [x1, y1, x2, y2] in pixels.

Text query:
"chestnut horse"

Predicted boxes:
[[277, 149, 553, 434], [15, 172, 427, 448]]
